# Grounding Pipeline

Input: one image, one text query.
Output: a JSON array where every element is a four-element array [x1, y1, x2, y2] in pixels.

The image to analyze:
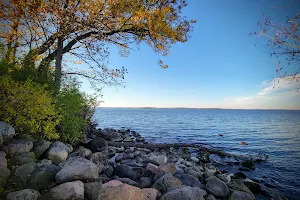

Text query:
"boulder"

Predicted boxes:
[[7, 189, 41, 200], [101, 183, 143, 200], [244, 179, 262, 193], [28, 163, 60, 190], [206, 194, 217, 200], [0, 167, 10, 188], [227, 179, 255, 198], [0, 121, 15, 142], [176, 174, 201, 187], [84, 181, 102, 200], [203, 163, 216, 179], [51, 141, 73, 153], [158, 163, 176, 174], [142, 188, 159, 200], [0, 133, 2, 145], [216, 173, 233, 184], [114, 164, 140, 181], [103, 165, 114, 177], [241, 160, 256, 170], [47, 147, 68, 165], [39, 181, 84, 200], [234, 171, 247, 179], [152, 174, 182, 194], [103, 180, 123, 187], [69, 146, 92, 159], [149, 155, 167, 165], [116, 177, 139, 186], [160, 186, 207, 200], [55, 156, 99, 183], [8, 163, 36, 188], [3, 139, 33, 156], [10, 152, 36, 166], [139, 177, 153, 188], [205, 176, 229, 198], [228, 190, 256, 200], [32, 139, 51, 158], [123, 153, 134, 159], [185, 167, 203, 179], [115, 154, 123, 162], [107, 132, 123, 142], [123, 136, 134, 142], [0, 151, 7, 168], [146, 163, 159, 174], [85, 138, 108, 153]]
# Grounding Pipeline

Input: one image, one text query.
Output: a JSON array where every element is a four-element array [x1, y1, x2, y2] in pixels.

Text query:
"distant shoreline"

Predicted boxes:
[[97, 107, 300, 111]]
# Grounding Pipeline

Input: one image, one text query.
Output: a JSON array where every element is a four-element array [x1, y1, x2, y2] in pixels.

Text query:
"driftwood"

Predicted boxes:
[[106, 141, 249, 160]]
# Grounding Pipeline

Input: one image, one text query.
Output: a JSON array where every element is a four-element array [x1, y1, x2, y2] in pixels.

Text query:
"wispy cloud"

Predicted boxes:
[[192, 85, 209, 92]]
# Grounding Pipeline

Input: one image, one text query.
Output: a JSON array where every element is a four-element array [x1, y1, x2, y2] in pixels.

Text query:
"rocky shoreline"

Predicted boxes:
[[0, 121, 287, 200]]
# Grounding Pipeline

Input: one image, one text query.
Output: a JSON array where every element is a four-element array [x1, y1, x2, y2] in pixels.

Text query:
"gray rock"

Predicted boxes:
[[0, 133, 3, 145], [0, 151, 7, 168], [103, 165, 114, 177], [206, 194, 217, 200], [228, 190, 256, 200], [205, 176, 229, 198], [244, 178, 262, 193], [203, 163, 216, 179], [227, 179, 255, 198], [39, 181, 84, 200], [85, 138, 108, 153], [152, 173, 182, 194], [51, 141, 73, 153], [149, 155, 167, 165], [114, 164, 140, 181], [28, 163, 60, 190], [55, 156, 99, 183], [123, 153, 134, 160], [32, 139, 50, 158], [84, 182, 102, 200], [185, 167, 203, 180], [115, 154, 123, 162], [107, 132, 123, 142], [139, 177, 152, 188], [0, 121, 15, 142], [48, 147, 68, 165], [159, 163, 177, 174], [123, 136, 134, 142], [108, 147, 117, 156], [137, 148, 151, 154], [8, 163, 36, 188], [160, 186, 207, 200], [90, 152, 107, 163], [190, 156, 199, 163], [176, 174, 202, 187], [7, 189, 41, 200], [10, 152, 36, 166], [116, 177, 139, 186], [216, 173, 233, 184], [241, 160, 256, 170], [153, 171, 166, 182], [0, 167, 10, 188], [3, 139, 33, 156], [69, 146, 92, 159]]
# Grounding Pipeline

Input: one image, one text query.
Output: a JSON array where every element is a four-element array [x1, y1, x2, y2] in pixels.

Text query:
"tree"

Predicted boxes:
[[253, 0, 299, 84], [0, 0, 196, 93]]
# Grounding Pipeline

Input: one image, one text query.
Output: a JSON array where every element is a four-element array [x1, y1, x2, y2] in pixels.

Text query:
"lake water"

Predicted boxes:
[[93, 108, 300, 199]]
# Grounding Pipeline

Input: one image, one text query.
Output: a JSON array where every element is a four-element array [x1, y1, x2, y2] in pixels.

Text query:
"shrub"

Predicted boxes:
[[0, 75, 60, 139], [55, 84, 96, 144]]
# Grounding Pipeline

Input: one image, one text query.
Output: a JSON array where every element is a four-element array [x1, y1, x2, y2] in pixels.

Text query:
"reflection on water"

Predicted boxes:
[[93, 108, 300, 200]]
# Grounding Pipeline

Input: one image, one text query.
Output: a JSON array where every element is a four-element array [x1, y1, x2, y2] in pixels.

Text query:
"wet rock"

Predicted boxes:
[[0, 151, 7, 168], [152, 173, 182, 194], [107, 132, 123, 142], [47, 147, 68, 165], [104, 165, 114, 177], [55, 156, 99, 183], [85, 138, 108, 153], [136, 137, 145, 142], [0, 121, 15, 142], [114, 164, 140, 181], [3, 139, 33, 156], [158, 163, 176, 174], [123, 136, 134, 142], [204, 163, 216, 179], [149, 155, 167, 165], [7, 189, 41, 200], [8, 163, 36, 188], [84, 181, 102, 200], [228, 190, 255, 200], [0, 167, 10, 188], [199, 152, 210, 163], [101, 183, 143, 200], [160, 186, 207, 200], [176, 174, 201, 187], [244, 179, 262, 194], [115, 154, 123, 162], [134, 151, 142, 157], [140, 177, 153, 188], [32, 139, 50, 158], [227, 179, 255, 198], [142, 188, 159, 200], [205, 176, 229, 198], [28, 163, 60, 190], [216, 173, 233, 183], [242, 160, 256, 170], [153, 171, 166, 182], [108, 147, 117, 156], [185, 167, 203, 179], [39, 181, 84, 200], [68, 146, 92, 158], [10, 152, 36, 166], [123, 153, 134, 159], [234, 171, 247, 179]]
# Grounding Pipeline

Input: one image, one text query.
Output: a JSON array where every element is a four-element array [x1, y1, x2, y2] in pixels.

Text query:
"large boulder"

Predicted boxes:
[[8, 163, 36, 188], [244, 179, 262, 194], [3, 139, 33, 156], [55, 156, 99, 183], [51, 141, 73, 153], [152, 174, 182, 194], [84, 181, 103, 200], [227, 179, 255, 198], [175, 174, 202, 187], [107, 132, 123, 142], [28, 163, 60, 190], [101, 183, 143, 200], [139, 177, 153, 188], [32, 139, 51, 158], [241, 160, 256, 170], [0, 133, 2, 145], [69, 146, 92, 159], [0, 167, 10, 188], [85, 138, 108, 153], [146, 163, 159, 174], [114, 164, 140, 181], [7, 189, 41, 200], [39, 181, 84, 200], [0, 121, 15, 142], [149, 155, 167, 165], [228, 190, 256, 200], [90, 152, 107, 170], [160, 186, 207, 200], [0, 151, 7, 168], [158, 163, 176, 174], [205, 176, 229, 198], [141, 188, 159, 200], [203, 163, 216, 179], [10, 152, 36, 166], [48, 147, 68, 165]]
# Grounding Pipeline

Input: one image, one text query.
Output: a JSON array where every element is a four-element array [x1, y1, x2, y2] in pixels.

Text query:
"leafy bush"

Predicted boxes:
[[55, 84, 96, 144], [0, 75, 60, 139]]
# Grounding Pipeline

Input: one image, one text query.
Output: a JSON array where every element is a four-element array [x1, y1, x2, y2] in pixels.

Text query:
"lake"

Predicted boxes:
[[93, 108, 300, 199]]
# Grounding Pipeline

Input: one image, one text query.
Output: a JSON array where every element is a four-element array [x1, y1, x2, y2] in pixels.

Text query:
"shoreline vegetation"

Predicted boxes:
[[98, 107, 300, 111], [0, 121, 287, 200]]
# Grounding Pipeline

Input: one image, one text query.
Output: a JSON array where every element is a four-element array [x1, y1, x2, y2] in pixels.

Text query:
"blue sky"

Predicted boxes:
[[80, 0, 300, 109]]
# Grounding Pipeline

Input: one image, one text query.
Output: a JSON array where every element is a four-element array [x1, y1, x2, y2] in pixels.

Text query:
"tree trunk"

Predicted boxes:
[[54, 36, 63, 95]]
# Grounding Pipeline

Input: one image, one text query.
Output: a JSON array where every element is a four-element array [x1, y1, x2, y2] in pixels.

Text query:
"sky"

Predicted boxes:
[[80, 0, 300, 110]]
